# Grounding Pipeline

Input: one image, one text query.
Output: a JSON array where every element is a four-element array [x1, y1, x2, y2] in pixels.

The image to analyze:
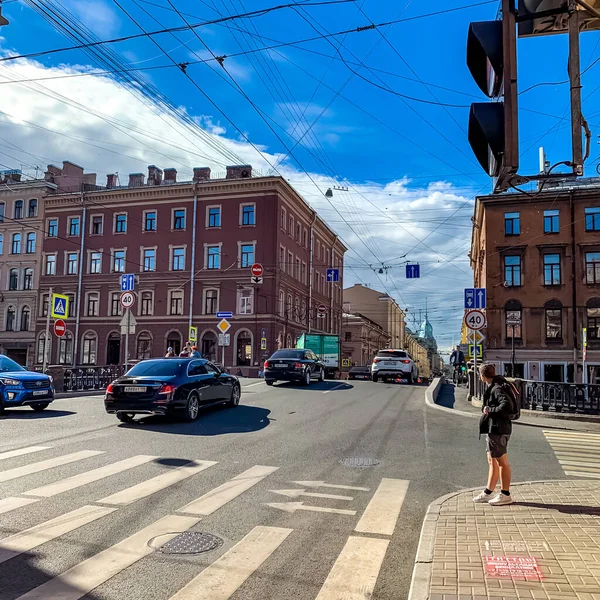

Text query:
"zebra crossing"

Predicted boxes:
[[0, 445, 409, 599], [543, 430, 600, 479]]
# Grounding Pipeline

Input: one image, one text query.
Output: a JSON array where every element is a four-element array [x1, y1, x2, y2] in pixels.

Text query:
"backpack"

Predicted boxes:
[[502, 379, 521, 421]]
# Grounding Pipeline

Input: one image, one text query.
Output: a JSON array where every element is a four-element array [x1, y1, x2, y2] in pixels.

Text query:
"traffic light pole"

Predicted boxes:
[[568, 5, 584, 175]]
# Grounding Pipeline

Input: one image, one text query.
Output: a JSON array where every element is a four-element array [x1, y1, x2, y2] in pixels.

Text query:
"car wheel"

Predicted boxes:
[[30, 403, 50, 412], [117, 413, 135, 423], [184, 392, 200, 422], [303, 369, 311, 386], [407, 372, 414, 384], [372, 374, 378, 383], [227, 384, 241, 407], [318, 368, 325, 382], [265, 380, 274, 386]]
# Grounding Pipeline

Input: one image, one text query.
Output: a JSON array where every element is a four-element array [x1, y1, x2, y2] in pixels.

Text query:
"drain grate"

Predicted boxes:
[[340, 457, 380, 468], [156, 532, 223, 555]]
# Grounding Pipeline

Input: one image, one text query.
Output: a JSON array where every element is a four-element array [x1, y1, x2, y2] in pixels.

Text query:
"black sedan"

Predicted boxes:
[[104, 358, 241, 423], [263, 349, 325, 386]]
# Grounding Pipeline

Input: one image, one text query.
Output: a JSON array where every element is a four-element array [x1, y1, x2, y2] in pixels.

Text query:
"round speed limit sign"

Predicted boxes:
[[465, 309, 486, 330]]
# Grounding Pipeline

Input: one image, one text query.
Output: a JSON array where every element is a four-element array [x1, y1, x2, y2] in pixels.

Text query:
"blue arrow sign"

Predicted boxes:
[[406, 264, 420, 279], [464, 288, 486, 309], [216, 311, 233, 319], [121, 273, 135, 292], [326, 268, 339, 282]]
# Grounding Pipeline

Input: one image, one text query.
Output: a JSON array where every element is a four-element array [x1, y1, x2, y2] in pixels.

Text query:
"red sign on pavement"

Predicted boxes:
[[251, 263, 263, 277], [54, 319, 66, 338], [484, 556, 544, 580]]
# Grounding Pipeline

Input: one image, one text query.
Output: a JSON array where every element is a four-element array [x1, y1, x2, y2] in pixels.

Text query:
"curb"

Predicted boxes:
[[55, 391, 105, 399]]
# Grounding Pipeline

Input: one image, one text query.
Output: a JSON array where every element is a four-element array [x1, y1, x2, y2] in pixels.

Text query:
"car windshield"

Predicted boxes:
[[376, 350, 407, 359], [0, 356, 26, 373], [125, 360, 182, 377], [271, 350, 305, 359]]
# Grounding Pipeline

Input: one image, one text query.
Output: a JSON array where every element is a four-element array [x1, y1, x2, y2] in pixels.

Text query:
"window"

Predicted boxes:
[[504, 255, 522, 287], [173, 209, 186, 230], [0, 202, 4, 222], [545, 302, 562, 339], [588, 300, 600, 339], [58, 333, 73, 365], [110, 292, 122, 317], [288, 251, 294, 274], [90, 252, 101, 274], [172, 247, 185, 270], [207, 246, 220, 269], [9, 268, 18, 290], [505, 212, 520, 235], [113, 250, 125, 273], [66, 252, 78, 275], [136, 332, 152, 360], [287, 294, 292, 316], [301, 262, 307, 285], [279, 290, 284, 316], [543, 254, 561, 286], [143, 248, 156, 272], [586, 252, 600, 284], [345, 331, 352, 342], [48, 218, 58, 237], [303, 228, 308, 248], [238, 288, 253, 314], [14, 200, 23, 219], [115, 213, 127, 233], [82, 332, 97, 364], [91, 215, 103, 235], [23, 268, 33, 290], [37, 333, 49, 364], [69, 217, 80, 236], [294, 297, 300, 320], [281, 208, 286, 230], [0, 234, 2, 255], [544, 209, 559, 233], [505, 300, 522, 339], [289, 215, 294, 236], [205, 289, 218, 314], [86, 293, 99, 317], [296, 257, 301, 280], [11, 233, 21, 254], [279, 246, 285, 273], [28, 199, 38, 218], [45, 254, 56, 275], [169, 290, 184, 315], [296, 222, 301, 240], [144, 211, 156, 232], [208, 207, 221, 228], [6, 306, 15, 331], [26, 232, 36, 253], [240, 244, 254, 267], [141, 291, 153, 315], [586, 207, 600, 231], [20, 307, 30, 331], [67, 294, 76, 317], [41, 294, 49, 317], [241, 204, 255, 225]]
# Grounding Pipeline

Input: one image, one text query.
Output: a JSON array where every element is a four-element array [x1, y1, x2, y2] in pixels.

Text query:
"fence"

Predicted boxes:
[[44, 365, 124, 393], [520, 380, 600, 415]]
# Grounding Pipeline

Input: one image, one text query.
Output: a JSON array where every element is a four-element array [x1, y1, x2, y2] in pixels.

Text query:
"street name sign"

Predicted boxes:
[[464, 287, 486, 309]]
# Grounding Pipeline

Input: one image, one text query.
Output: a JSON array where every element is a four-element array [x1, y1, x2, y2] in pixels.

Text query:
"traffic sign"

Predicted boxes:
[[216, 311, 233, 319], [406, 264, 420, 279], [120, 291, 135, 309], [468, 344, 483, 359], [119, 311, 137, 335], [189, 326, 197, 343], [326, 268, 339, 283], [121, 273, 135, 292], [467, 329, 486, 345], [54, 319, 66, 337], [506, 316, 521, 326], [218, 333, 231, 346], [317, 303, 327, 318], [465, 287, 486, 309], [261, 337, 267, 350], [51, 294, 69, 319], [341, 358, 351, 367], [217, 318, 231, 334], [464, 309, 486, 330], [251, 275, 263, 285], [251, 263, 263, 277]]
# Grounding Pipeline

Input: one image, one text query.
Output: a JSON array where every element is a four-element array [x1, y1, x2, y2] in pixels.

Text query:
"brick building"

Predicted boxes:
[[35, 164, 345, 371], [470, 180, 600, 383], [341, 312, 390, 366]]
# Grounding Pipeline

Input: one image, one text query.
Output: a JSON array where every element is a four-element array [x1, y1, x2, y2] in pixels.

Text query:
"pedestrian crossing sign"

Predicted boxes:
[[468, 344, 483, 358], [51, 293, 69, 319]]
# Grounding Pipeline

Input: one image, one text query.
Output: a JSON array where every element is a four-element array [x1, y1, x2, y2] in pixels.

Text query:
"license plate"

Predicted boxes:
[[32, 390, 48, 396], [124, 386, 146, 393], [384, 361, 396, 365], [275, 364, 287, 368]]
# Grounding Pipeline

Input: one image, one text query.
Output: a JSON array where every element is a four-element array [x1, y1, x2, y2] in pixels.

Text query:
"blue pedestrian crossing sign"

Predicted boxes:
[[51, 293, 69, 319], [406, 264, 420, 279], [121, 273, 135, 292], [326, 268, 339, 283], [464, 287, 486, 309], [468, 344, 483, 358]]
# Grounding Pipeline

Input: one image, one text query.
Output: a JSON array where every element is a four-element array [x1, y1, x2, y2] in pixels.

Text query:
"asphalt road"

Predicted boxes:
[[0, 379, 567, 600]]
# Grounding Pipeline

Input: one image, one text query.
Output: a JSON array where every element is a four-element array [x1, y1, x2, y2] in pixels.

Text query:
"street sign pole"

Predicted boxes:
[[222, 337, 225, 367], [473, 332, 478, 400], [583, 327, 587, 385], [511, 325, 516, 377], [43, 286, 52, 373], [125, 308, 130, 371]]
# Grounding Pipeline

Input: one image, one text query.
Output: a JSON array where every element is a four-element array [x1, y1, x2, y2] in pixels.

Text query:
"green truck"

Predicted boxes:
[[296, 333, 340, 378]]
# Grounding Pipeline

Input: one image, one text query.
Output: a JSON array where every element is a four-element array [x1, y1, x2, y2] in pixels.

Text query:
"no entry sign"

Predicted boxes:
[[251, 263, 263, 277], [54, 319, 66, 337]]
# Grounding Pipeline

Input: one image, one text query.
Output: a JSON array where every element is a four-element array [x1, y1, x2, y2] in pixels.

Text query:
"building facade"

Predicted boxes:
[[404, 329, 431, 378], [341, 312, 390, 366], [35, 164, 345, 371]]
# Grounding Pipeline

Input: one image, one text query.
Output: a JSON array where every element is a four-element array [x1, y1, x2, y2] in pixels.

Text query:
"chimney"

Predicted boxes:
[[44, 164, 61, 182], [147, 165, 163, 186], [163, 168, 177, 184], [106, 174, 117, 188], [226, 164, 252, 180], [128, 173, 145, 187], [6, 172, 21, 182], [193, 167, 211, 182]]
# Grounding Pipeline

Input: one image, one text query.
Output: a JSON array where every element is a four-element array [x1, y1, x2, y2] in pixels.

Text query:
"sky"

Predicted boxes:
[[1, 0, 599, 352]]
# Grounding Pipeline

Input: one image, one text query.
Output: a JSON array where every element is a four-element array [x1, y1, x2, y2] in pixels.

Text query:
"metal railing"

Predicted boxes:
[[521, 380, 600, 415]]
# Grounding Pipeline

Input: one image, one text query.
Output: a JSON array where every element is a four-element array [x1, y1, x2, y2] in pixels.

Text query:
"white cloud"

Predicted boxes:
[[70, 0, 120, 38]]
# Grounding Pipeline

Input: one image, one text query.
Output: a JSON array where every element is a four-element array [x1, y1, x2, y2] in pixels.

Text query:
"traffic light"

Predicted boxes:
[[466, 0, 518, 193], [0, 5, 8, 28], [518, 0, 600, 37]]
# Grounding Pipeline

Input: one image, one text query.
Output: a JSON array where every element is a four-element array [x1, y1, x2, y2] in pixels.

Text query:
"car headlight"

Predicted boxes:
[[48, 375, 53, 384], [0, 378, 21, 386]]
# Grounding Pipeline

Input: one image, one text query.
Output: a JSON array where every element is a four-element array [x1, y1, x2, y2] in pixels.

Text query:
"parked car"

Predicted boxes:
[[371, 349, 418, 384], [104, 358, 241, 423], [348, 366, 370, 380], [0, 355, 54, 412], [264, 349, 325, 386]]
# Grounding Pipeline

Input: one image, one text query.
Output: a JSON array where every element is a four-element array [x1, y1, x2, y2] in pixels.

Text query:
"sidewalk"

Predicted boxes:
[[409, 480, 600, 600]]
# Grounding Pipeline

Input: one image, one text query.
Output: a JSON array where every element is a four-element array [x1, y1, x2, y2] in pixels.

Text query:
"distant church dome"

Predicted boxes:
[[419, 315, 434, 340]]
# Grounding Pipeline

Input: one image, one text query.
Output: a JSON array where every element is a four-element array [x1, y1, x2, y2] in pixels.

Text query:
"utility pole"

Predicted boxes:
[[43, 287, 52, 373]]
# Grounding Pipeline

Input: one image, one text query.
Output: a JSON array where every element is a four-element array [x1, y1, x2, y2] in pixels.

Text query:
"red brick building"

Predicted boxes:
[[35, 164, 345, 372]]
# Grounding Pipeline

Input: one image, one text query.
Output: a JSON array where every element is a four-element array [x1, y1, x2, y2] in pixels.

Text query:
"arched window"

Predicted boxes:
[[58, 332, 74, 365], [235, 330, 252, 366], [278, 290, 284, 316], [6, 306, 15, 331], [166, 330, 182, 356], [37, 333, 49, 364], [505, 300, 522, 339], [8, 268, 18, 290], [200, 330, 216, 361], [28, 198, 38, 218], [587, 298, 600, 339], [14, 200, 23, 219], [82, 331, 98, 364], [545, 300, 562, 340], [286, 333, 293, 348], [136, 331, 152, 360], [11, 233, 21, 254], [26, 232, 36, 254], [20, 306, 30, 331], [23, 268, 33, 290]]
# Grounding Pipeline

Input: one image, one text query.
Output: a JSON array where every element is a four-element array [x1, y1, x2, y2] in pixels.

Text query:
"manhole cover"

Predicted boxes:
[[156, 532, 223, 555], [340, 457, 380, 467]]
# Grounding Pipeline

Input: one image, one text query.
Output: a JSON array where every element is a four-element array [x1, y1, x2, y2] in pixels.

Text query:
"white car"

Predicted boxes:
[[371, 349, 418, 384]]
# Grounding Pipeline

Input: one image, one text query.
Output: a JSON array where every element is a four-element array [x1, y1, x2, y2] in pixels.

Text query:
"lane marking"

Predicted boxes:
[[24, 455, 158, 498], [266, 502, 356, 515], [169, 526, 292, 600], [0, 450, 104, 484], [15, 514, 199, 600], [355, 478, 409, 536], [178, 465, 278, 516], [560, 464, 600, 472], [293, 480, 370, 492], [0, 505, 116, 565], [0, 446, 51, 462], [557, 460, 600, 469], [243, 381, 264, 388], [0, 497, 39, 516], [270, 489, 353, 501], [315, 536, 390, 600], [322, 384, 347, 394], [98, 459, 217, 506], [565, 470, 600, 478], [543, 430, 600, 438]]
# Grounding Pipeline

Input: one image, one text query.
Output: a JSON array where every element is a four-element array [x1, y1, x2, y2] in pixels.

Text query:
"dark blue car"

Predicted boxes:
[[0, 355, 55, 413]]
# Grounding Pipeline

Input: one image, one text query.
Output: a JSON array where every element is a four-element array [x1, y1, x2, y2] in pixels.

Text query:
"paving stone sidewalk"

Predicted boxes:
[[410, 480, 600, 600]]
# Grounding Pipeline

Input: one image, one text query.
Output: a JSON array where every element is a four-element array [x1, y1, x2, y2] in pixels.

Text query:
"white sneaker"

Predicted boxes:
[[488, 493, 513, 506], [473, 491, 492, 503]]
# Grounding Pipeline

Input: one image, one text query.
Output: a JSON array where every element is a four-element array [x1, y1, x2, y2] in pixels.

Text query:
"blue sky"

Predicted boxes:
[[1, 0, 599, 350]]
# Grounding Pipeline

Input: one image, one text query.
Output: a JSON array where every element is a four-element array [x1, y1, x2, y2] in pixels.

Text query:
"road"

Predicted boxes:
[[0, 379, 568, 599]]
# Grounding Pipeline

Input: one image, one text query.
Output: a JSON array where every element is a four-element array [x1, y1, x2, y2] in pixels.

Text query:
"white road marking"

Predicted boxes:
[[293, 480, 370, 492], [270, 489, 353, 501], [543, 430, 600, 438], [98, 459, 217, 506], [15, 514, 200, 600], [24, 455, 158, 497], [315, 536, 390, 600], [322, 384, 347, 394], [0, 446, 50, 462], [266, 502, 356, 515], [557, 460, 600, 469], [0, 450, 104, 483], [178, 465, 278, 516], [544, 431, 600, 479], [243, 381, 264, 388], [0, 505, 116, 564], [355, 478, 409, 536], [169, 526, 292, 600], [0, 497, 39, 516], [565, 470, 600, 478]]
